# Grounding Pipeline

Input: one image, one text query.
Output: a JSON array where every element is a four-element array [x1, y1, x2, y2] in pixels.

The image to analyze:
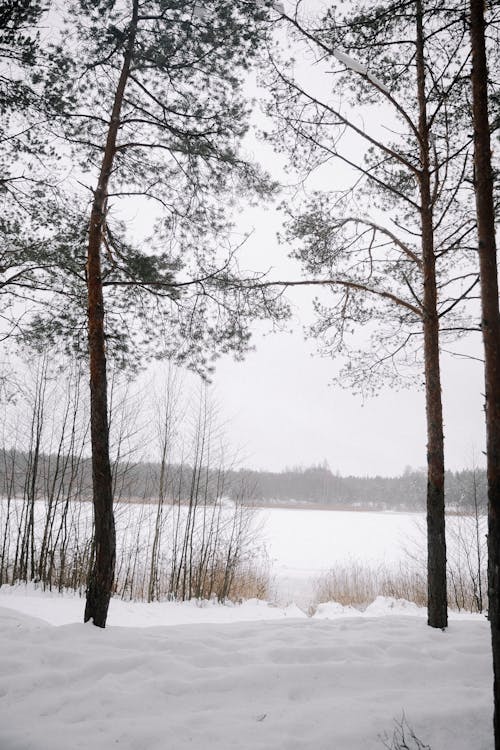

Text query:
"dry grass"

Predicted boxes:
[[220, 559, 271, 603], [312, 558, 484, 614], [312, 562, 427, 610], [111, 552, 271, 604]]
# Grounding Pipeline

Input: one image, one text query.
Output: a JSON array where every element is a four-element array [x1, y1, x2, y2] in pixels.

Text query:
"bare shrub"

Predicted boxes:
[[226, 556, 271, 601], [380, 715, 431, 749], [112, 499, 269, 604], [313, 550, 483, 614], [403, 469, 488, 614], [447, 511, 487, 614], [0, 355, 92, 593]]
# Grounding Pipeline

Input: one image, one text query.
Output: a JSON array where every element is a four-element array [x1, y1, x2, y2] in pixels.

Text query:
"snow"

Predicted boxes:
[[0, 585, 307, 627], [0, 507, 492, 748], [2, 500, 431, 608], [333, 48, 367, 75], [0, 587, 494, 750], [264, 508, 485, 608], [312, 597, 428, 620], [332, 49, 391, 94], [367, 72, 391, 94], [1, 500, 478, 609], [255, 0, 285, 13], [192, 5, 208, 20], [264, 508, 421, 570]]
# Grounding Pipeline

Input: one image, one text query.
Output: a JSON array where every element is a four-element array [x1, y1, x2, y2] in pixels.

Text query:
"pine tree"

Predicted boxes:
[[267, 0, 477, 628], [2, 0, 285, 626]]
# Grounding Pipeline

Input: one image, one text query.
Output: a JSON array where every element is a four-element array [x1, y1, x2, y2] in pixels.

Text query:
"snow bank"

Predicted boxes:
[[0, 588, 493, 750], [0, 585, 484, 627], [332, 49, 391, 93], [0, 585, 307, 627]]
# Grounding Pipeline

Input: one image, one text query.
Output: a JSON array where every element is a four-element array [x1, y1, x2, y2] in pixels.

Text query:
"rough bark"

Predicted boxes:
[[84, 0, 139, 628], [416, 0, 447, 629], [469, 0, 500, 743]]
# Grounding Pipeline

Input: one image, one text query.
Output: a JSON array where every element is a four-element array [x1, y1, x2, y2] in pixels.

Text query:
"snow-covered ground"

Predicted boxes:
[[0, 588, 492, 750], [0, 507, 491, 749]]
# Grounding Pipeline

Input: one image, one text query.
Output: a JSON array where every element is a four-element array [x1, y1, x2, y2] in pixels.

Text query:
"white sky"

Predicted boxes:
[[211, 316, 486, 477]]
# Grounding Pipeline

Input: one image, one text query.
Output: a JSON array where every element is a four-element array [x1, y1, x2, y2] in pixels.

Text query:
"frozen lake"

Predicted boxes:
[[260, 508, 426, 606]]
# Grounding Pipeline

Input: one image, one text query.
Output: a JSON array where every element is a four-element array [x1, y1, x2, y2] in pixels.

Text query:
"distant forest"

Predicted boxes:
[[228, 465, 486, 511], [0, 449, 485, 513]]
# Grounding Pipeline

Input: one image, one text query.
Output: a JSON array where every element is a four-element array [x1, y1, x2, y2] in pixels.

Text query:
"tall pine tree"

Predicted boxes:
[[266, 0, 477, 628], [4, 0, 285, 626]]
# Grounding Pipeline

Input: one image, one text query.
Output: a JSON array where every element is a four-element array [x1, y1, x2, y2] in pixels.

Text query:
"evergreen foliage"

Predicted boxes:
[[265, 0, 486, 629], [1, 0, 287, 373], [268, 1, 476, 390]]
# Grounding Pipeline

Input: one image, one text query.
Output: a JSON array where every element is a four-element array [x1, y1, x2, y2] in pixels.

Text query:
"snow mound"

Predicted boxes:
[[364, 595, 425, 617], [313, 601, 360, 618], [0, 601, 492, 750], [0, 585, 308, 627]]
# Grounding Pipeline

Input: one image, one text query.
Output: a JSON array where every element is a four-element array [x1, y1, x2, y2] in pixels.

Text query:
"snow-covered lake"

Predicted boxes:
[[262, 508, 425, 604], [264, 508, 419, 568]]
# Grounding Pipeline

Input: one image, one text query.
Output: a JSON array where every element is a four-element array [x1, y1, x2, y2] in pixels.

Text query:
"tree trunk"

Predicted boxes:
[[415, 0, 447, 629], [422, 306, 447, 628], [83, 1, 139, 627], [469, 0, 500, 744]]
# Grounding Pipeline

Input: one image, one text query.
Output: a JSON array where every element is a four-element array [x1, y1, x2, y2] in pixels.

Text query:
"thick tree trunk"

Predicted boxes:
[[469, 0, 500, 744], [83, 191, 116, 627], [422, 294, 447, 628], [415, 0, 447, 629], [83, 1, 139, 628]]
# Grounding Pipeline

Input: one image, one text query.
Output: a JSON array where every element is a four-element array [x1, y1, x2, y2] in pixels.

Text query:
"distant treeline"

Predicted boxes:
[[227, 465, 486, 512], [0, 448, 485, 512]]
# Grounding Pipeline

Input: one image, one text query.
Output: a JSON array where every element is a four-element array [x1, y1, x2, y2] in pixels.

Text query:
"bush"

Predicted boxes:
[[380, 715, 431, 750]]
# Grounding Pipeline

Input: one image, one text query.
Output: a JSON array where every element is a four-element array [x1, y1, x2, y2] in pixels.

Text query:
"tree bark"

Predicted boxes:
[[84, 0, 139, 627], [416, 0, 447, 629], [469, 0, 500, 743]]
